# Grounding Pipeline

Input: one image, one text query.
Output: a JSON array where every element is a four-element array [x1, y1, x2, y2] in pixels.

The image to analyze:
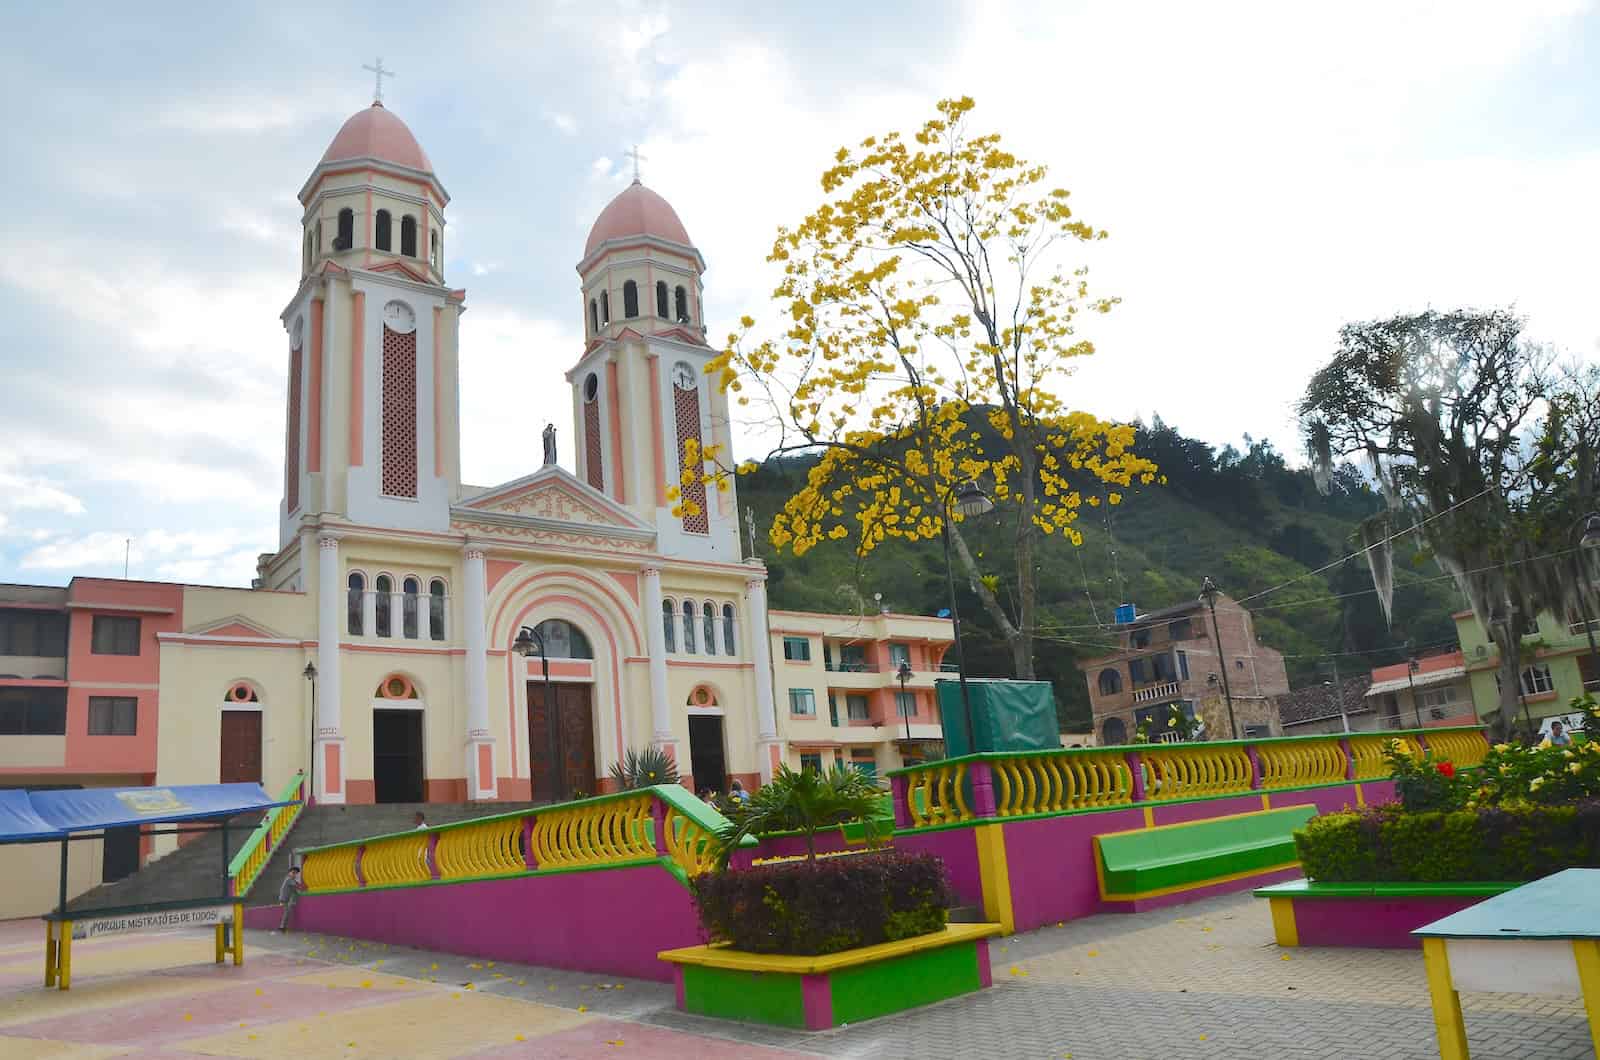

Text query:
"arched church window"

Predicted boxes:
[[723, 603, 736, 656], [335, 208, 354, 251], [703, 602, 717, 656], [375, 209, 392, 252], [531, 619, 593, 659], [589, 299, 599, 335], [304, 231, 313, 273], [661, 599, 676, 653], [600, 290, 610, 326], [374, 575, 393, 637], [347, 572, 366, 636], [681, 600, 697, 654], [430, 231, 440, 271], [623, 280, 639, 319], [655, 280, 669, 318], [314, 220, 322, 257], [401, 215, 417, 257], [402, 577, 420, 639], [674, 285, 689, 324], [428, 579, 446, 640]]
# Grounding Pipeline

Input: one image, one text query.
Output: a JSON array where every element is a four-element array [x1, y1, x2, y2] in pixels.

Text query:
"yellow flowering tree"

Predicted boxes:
[[700, 97, 1158, 679]]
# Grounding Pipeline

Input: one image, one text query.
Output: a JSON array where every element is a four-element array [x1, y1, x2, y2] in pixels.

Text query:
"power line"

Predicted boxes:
[[1232, 486, 1496, 606]]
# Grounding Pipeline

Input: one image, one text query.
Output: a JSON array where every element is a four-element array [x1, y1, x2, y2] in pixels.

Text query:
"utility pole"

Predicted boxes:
[[1330, 655, 1349, 734]]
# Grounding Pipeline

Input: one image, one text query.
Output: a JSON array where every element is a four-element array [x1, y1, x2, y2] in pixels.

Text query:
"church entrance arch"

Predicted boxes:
[[686, 686, 727, 795], [373, 675, 425, 804], [524, 619, 597, 803]]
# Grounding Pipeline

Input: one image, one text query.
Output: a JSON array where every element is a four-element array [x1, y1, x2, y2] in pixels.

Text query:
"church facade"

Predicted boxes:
[[0, 98, 954, 901]]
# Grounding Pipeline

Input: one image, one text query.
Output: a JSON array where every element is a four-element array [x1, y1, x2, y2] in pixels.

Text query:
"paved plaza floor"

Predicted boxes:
[[0, 892, 1592, 1058]]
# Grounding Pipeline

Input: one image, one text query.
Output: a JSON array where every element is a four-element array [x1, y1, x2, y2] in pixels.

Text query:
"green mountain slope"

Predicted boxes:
[[738, 418, 1465, 730]]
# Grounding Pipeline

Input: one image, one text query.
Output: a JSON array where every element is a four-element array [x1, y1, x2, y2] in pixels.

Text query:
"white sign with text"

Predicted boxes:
[[70, 905, 233, 940]]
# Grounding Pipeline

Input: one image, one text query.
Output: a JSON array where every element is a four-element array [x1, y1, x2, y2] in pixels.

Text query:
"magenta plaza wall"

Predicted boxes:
[[887, 727, 1470, 934], [293, 861, 697, 981]]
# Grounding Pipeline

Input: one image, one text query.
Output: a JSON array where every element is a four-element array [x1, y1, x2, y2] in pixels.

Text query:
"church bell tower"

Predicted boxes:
[[277, 90, 464, 552], [569, 172, 742, 562]]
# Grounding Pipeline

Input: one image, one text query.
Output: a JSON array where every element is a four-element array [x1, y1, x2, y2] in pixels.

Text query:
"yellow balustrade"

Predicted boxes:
[[435, 815, 526, 880], [1139, 744, 1253, 801], [905, 761, 971, 829], [1257, 739, 1348, 790], [360, 832, 433, 887], [1349, 733, 1422, 780], [1423, 729, 1489, 768], [301, 845, 361, 893], [663, 807, 718, 878], [991, 752, 1132, 817], [529, 792, 654, 870]]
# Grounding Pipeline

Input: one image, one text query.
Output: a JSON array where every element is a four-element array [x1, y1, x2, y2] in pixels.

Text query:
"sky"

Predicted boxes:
[[2, 0, 1598, 588]]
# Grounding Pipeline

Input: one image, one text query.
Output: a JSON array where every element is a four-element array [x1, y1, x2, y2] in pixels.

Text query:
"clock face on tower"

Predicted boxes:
[[382, 300, 416, 334], [671, 361, 697, 390]]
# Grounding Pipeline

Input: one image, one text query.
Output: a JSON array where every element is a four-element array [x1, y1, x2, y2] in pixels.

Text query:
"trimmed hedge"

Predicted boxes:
[[1296, 800, 1600, 883], [691, 850, 952, 956]]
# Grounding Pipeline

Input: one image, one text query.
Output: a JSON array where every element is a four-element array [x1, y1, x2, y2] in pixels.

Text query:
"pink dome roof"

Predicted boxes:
[[585, 181, 692, 255], [319, 102, 433, 173]]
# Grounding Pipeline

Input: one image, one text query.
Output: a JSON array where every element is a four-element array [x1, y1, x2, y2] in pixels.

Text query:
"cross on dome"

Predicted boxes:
[[625, 144, 646, 184], [362, 57, 395, 103]]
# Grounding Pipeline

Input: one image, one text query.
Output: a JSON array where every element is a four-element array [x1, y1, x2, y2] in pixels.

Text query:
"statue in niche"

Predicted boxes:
[[542, 423, 557, 466]]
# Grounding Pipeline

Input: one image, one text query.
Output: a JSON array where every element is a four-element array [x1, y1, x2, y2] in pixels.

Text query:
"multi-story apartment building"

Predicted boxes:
[[0, 578, 184, 913], [1278, 651, 1476, 736], [1077, 595, 1289, 743], [767, 610, 956, 779], [1455, 608, 1600, 727]]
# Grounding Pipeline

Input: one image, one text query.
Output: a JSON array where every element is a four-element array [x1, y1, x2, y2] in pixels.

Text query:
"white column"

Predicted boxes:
[[462, 546, 494, 798], [315, 534, 345, 803], [641, 568, 674, 746], [746, 574, 781, 781], [361, 588, 377, 637], [389, 590, 403, 641]]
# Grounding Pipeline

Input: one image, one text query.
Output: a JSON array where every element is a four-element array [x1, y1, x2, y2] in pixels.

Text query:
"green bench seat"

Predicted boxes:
[[1095, 804, 1316, 900]]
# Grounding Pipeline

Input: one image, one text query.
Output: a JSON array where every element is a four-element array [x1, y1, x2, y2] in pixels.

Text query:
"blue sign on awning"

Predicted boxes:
[[0, 784, 288, 843]]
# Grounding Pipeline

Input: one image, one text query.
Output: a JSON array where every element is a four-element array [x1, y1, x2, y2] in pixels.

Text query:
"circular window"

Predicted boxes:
[[380, 675, 415, 699], [583, 373, 599, 402], [227, 683, 258, 703]]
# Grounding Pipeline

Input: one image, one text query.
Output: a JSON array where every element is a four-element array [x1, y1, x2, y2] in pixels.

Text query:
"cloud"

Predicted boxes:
[[19, 528, 265, 585], [543, 109, 578, 135]]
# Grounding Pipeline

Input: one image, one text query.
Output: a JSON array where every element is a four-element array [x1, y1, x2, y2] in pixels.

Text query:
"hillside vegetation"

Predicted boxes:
[[742, 416, 1464, 730]]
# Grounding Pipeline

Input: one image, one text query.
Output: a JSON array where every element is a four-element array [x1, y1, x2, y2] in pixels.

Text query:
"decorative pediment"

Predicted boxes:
[[455, 466, 653, 535], [187, 615, 289, 639], [368, 259, 430, 283]]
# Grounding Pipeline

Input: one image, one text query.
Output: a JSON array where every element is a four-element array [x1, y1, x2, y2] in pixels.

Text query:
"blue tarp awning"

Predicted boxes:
[[0, 783, 289, 843], [0, 790, 61, 841]]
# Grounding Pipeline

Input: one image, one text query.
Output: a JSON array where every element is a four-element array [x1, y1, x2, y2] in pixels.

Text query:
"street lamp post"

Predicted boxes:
[[939, 480, 993, 755], [1406, 650, 1424, 729], [301, 661, 317, 805], [513, 625, 562, 803], [1198, 578, 1239, 739], [1572, 513, 1600, 690], [897, 661, 914, 744]]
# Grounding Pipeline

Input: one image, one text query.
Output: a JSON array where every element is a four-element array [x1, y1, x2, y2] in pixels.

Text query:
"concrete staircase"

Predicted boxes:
[[65, 802, 534, 913]]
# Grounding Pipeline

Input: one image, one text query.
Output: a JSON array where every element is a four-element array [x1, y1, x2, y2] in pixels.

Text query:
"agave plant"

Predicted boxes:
[[713, 763, 884, 868], [608, 746, 680, 791]]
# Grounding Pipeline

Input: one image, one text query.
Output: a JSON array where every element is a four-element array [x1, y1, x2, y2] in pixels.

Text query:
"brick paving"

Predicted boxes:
[[0, 891, 1593, 1057]]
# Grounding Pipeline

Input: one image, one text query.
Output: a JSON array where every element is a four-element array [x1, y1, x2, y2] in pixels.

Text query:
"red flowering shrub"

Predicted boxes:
[[1435, 761, 1456, 778]]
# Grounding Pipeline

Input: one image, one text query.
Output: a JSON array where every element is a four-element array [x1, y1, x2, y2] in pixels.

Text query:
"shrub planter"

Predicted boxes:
[[659, 922, 1001, 1029]]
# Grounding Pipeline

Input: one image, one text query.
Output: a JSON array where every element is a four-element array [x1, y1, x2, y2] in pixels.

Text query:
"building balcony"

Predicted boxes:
[[1131, 680, 1184, 705], [824, 660, 880, 673]]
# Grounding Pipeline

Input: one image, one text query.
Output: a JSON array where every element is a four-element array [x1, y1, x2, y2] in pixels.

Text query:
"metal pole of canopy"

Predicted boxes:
[[57, 836, 68, 916], [219, 820, 229, 899]]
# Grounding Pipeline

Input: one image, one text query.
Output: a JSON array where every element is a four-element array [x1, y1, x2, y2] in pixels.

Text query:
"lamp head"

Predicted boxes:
[[897, 661, 914, 682], [302, 661, 317, 681], [954, 480, 993, 519], [512, 626, 538, 657], [1198, 576, 1219, 606]]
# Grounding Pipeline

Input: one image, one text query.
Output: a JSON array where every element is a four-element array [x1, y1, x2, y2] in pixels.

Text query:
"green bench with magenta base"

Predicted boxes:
[[1095, 804, 1317, 904]]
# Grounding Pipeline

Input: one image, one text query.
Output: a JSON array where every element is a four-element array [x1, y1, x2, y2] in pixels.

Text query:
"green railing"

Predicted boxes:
[[227, 773, 307, 897], [297, 784, 744, 895], [886, 726, 1489, 831]]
